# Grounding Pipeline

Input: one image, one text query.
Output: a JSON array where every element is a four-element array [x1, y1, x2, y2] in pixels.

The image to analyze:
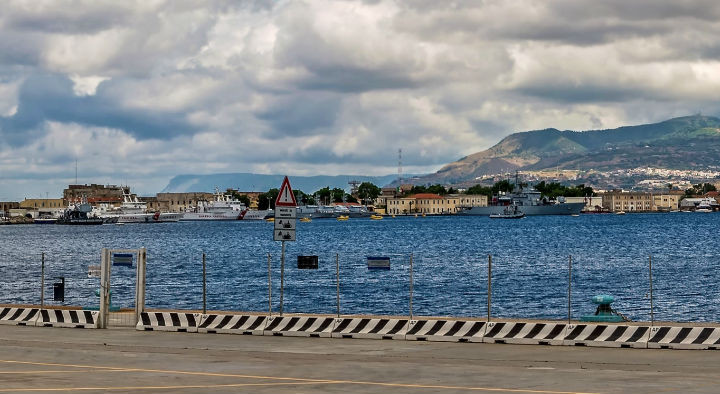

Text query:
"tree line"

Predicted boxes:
[[247, 180, 596, 210]]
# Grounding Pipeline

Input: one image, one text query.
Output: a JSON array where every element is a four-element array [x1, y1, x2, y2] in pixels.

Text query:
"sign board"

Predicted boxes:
[[274, 176, 297, 242], [274, 218, 296, 231], [112, 253, 133, 267], [275, 206, 297, 219], [274, 229, 296, 241], [275, 176, 297, 207], [298, 255, 319, 269], [367, 256, 390, 270]]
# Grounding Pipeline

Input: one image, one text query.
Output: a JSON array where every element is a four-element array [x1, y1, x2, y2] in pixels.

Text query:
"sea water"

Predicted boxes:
[[0, 213, 718, 322]]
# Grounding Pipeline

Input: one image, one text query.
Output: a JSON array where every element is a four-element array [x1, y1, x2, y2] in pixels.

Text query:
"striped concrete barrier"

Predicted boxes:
[[564, 324, 649, 348], [0, 307, 40, 326], [198, 314, 267, 335], [331, 317, 408, 340], [136, 312, 200, 332], [263, 315, 335, 337], [406, 319, 486, 342], [483, 322, 566, 345], [36, 309, 98, 328], [647, 326, 720, 350]]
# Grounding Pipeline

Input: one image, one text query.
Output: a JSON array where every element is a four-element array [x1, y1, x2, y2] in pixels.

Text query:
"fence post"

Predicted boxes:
[[267, 253, 272, 316], [202, 253, 206, 314], [649, 255, 654, 326], [40, 252, 45, 308], [568, 255, 572, 324], [487, 254, 492, 322], [336, 253, 340, 318], [409, 253, 414, 320]]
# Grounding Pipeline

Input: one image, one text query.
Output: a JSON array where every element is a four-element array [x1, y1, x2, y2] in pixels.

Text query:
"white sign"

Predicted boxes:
[[274, 229, 296, 241], [275, 207, 297, 219], [274, 218, 296, 231]]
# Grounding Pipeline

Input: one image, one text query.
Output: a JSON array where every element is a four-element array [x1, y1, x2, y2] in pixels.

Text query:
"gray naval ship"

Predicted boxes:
[[458, 187, 585, 216]]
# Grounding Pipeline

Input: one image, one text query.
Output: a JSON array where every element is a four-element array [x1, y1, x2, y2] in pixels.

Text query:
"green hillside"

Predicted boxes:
[[424, 115, 720, 184]]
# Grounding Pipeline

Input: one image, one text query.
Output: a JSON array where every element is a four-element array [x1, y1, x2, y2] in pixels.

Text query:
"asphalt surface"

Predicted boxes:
[[0, 324, 719, 393]]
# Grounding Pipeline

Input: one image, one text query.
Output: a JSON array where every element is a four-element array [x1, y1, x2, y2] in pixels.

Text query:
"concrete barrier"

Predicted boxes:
[[564, 324, 649, 348], [263, 315, 335, 337], [36, 309, 98, 328], [331, 317, 408, 340], [406, 319, 486, 342], [0, 307, 40, 326], [136, 312, 200, 332], [198, 314, 267, 335], [647, 326, 720, 350], [483, 322, 566, 345]]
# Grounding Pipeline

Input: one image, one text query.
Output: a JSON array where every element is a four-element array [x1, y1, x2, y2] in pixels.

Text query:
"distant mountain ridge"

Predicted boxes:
[[162, 173, 412, 193], [422, 115, 720, 184]]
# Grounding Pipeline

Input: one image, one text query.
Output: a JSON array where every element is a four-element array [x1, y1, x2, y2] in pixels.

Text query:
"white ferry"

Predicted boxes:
[[181, 189, 270, 221], [99, 190, 181, 223]]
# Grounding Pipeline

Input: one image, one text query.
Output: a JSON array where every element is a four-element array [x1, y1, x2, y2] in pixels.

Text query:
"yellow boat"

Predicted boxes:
[[370, 214, 383, 220], [265, 217, 275, 222], [337, 215, 349, 221], [299, 217, 312, 223]]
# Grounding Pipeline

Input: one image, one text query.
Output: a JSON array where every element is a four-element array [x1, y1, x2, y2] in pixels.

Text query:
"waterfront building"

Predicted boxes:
[[680, 197, 719, 211], [63, 184, 124, 205], [149, 192, 214, 212], [0, 202, 19, 217], [19, 198, 66, 218], [385, 193, 487, 215], [563, 196, 603, 212], [601, 191, 654, 212], [653, 192, 683, 211]]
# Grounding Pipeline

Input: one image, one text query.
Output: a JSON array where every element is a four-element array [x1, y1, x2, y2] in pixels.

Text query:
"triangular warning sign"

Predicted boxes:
[[275, 176, 297, 207]]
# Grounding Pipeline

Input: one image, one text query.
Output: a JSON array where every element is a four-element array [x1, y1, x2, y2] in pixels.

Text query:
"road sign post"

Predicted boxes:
[[274, 176, 297, 316]]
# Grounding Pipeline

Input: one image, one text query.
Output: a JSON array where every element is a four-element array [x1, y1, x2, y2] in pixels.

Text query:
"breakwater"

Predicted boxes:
[[1, 213, 718, 322]]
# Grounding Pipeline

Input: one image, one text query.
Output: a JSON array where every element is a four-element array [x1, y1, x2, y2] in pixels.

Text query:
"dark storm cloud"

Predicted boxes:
[[297, 65, 416, 93], [0, 73, 197, 146], [3, 4, 133, 34], [254, 92, 342, 137]]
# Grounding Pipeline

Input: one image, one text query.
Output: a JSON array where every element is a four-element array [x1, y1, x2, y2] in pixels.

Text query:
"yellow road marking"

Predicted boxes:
[[0, 382, 335, 392], [0, 359, 602, 394]]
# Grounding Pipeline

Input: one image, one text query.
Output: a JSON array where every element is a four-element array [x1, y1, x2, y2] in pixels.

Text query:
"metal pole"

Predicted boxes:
[[487, 254, 492, 322], [41, 252, 45, 308], [409, 253, 414, 320], [568, 255, 572, 324], [267, 253, 272, 316], [280, 241, 285, 316], [336, 253, 340, 318], [649, 255, 654, 326], [202, 253, 206, 314]]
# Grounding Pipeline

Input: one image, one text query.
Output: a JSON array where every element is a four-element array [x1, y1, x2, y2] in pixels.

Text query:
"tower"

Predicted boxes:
[[398, 148, 402, 185]]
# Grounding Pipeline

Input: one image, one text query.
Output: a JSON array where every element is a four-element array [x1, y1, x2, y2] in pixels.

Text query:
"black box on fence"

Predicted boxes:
[[298, 255, 319, 269]]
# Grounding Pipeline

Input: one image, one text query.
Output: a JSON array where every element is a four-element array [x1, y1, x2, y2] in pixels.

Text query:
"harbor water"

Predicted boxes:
[[1, 213, 718, 322]]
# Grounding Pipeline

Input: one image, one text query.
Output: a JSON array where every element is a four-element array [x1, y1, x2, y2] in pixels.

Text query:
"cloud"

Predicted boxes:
[[1, 0, 720, 199], [0, 73, 198, 145]]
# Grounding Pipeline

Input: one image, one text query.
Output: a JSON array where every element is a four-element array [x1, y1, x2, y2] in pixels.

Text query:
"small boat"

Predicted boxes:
[[265, 217, 275, 222], [337, 215, 349, 221], [33, 216, 58, 224], [299, 217, 312, 223], [489, 204, 525, 219], [370, 214, 383, 220], [615, 211, 626, 215]]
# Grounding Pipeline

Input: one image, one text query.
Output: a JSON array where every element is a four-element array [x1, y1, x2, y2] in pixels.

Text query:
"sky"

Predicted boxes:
[[1, 0, 720, 200]]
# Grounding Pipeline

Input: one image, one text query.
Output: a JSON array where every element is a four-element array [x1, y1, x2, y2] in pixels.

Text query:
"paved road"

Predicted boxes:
[[0, 325, 719, 393]]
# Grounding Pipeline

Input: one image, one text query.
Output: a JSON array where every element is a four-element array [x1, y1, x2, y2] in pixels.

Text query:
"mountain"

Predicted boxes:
[[161, 173, 411, 193], [422, 115, 720, 184]]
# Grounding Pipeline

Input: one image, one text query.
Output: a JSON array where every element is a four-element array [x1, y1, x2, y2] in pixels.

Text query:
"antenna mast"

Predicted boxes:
[[398, 148, 402, 185]]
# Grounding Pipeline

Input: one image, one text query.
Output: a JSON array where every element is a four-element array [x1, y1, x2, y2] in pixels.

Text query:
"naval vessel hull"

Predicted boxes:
[[458, 202, 584, 216]]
